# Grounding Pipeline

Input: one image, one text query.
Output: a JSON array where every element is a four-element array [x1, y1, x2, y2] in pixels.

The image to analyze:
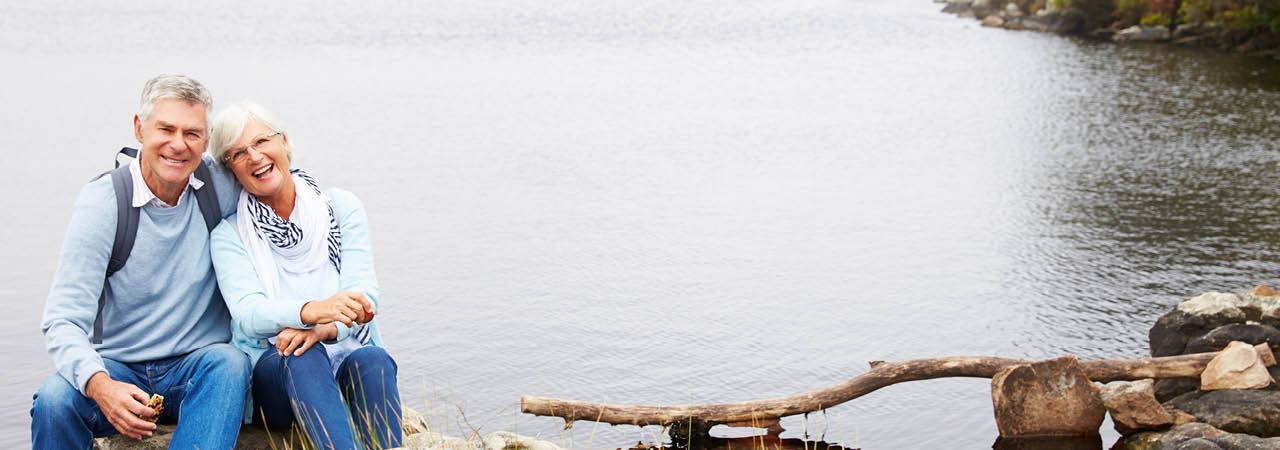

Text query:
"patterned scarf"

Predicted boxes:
[[246, 169, 342, 272]]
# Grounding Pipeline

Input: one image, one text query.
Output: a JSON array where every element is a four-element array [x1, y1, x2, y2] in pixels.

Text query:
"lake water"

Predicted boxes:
[[2, 1, 1279, 448]]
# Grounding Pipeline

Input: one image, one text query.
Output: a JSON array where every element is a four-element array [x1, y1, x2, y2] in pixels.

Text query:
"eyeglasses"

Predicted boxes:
[[223, 132, 282, 166]]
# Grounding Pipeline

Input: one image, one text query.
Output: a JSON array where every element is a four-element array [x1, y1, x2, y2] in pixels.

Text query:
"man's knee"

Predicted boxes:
[[195, 343, 251, 383], [31, 374, 87, 421]]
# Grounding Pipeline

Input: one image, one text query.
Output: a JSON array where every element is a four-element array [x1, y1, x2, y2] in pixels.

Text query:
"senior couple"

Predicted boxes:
[[31, 74, 402, 450]]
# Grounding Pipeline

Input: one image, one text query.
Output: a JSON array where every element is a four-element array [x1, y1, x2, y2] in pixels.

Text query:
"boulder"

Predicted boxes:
[[1155, 378, 1201, 403], [1004, 2, 1025, 18], [1166, 390, 1280, 437], [1113, 422, 1280, 449], [991, 356, 1105, 438], [1208, 433, 1280, 449], [1113, 423, 1228, 450], [482, 432, 569, 450], [1018, 11, 1086, 34], [1185, 324, 1280, 355], [1151, 292, 1280, 400], [942, 0, 974, 14], [1201, 341, 1273, 391], [983, 15, 1006, 27], [1149, 293, 1280, 358], [1250, 284, 1279, 297], [1100, 380, 1176, 435], [972, 0, 995, 18], [1112, 25, 1172, 42]]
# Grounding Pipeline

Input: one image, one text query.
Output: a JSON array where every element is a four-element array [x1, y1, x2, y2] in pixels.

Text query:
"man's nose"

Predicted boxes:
[[169, 133, 192, 153]]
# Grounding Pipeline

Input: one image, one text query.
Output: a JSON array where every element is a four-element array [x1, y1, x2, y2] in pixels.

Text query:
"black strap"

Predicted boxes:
[[95, 150, 139, 344], [193, 163, 220, 232], [116, 147, 138, 166]]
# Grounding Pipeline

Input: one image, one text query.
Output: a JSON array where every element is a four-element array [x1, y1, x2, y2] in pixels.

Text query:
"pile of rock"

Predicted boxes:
[[941, 0, 1087, 34], [94, 407, 568, 450], [987, 287, 1280, 449], [1110, 288, 1280, 449], [935, 0, 1280, 56]]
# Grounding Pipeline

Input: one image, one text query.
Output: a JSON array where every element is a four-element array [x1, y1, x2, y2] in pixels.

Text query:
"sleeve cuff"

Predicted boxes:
[[261, 299, 312, 330], [73, 361, 107, 396], [329, 322, 352, 344]]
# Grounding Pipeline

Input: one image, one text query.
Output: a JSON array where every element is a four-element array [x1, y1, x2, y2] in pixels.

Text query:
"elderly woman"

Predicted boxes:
[[208, 101, 402, 449]]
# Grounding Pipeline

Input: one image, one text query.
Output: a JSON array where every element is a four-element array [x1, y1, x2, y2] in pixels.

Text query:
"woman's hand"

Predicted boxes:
[[299, 291, 375, 326], [275, 325, 337, 356]]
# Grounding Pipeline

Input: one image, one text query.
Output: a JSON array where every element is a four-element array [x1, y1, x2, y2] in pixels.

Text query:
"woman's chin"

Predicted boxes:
[[237, 174, 284, 198], [237, 180, 271, 198]]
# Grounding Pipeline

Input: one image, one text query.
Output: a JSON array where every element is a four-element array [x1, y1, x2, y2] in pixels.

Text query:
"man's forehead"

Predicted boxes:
[[147, 99, 208, 129], [154, 118, 207, 131]]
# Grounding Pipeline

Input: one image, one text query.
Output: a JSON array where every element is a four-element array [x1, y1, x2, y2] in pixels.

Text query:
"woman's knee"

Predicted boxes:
[[281, 345, 333, 375], [347, 346, 397, 373]]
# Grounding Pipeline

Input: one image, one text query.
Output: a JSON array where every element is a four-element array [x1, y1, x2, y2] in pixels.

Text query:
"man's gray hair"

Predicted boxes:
[[209, 101, 291, 166], [138, 74, 213, 124]]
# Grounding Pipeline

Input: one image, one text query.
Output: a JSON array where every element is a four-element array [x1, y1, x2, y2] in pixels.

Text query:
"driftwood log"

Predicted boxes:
[[520, 344, 1275, 429]]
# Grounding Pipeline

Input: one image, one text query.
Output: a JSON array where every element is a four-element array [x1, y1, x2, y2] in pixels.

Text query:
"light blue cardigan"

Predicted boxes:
[[210, 187, 387, 421]]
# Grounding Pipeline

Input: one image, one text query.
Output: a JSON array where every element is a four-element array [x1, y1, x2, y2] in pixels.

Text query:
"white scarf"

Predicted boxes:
[[235, 171, 338, 299]]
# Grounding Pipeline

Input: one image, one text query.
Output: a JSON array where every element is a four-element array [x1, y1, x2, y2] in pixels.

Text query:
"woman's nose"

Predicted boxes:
[[246, 146, 266, 162]]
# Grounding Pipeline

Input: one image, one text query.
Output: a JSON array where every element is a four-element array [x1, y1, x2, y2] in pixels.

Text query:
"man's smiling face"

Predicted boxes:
[[134, 98, 208, 193]]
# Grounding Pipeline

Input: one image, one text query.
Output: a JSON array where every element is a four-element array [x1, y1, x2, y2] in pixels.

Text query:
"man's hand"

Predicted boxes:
[[300, 291, 374, 326], [276, 325, 337, 356], [84, 372, 157, 440]]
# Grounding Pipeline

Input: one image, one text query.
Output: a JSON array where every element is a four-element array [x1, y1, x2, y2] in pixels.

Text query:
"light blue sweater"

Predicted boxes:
[[41, 156, 240, 394], [210, 188, 385, 369]]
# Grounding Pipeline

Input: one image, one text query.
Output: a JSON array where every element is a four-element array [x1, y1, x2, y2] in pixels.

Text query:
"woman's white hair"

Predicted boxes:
[[209, 101, 292, 166], [138, 74, 213, 123]]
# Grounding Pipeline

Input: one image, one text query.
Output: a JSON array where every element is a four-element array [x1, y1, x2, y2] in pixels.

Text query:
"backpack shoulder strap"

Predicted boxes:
[[94, 158, 139, 344], [116, 147, 138, 165], [106, 164, 139, 277], [192, 162, 220, 232]]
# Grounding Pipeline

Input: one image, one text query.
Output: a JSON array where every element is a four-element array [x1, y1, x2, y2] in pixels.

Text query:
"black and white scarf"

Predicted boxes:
[[244, 169, 342, 272]]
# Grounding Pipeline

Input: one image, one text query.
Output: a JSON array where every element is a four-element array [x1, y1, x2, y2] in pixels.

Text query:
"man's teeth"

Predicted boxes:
[[253, 164, 273, 176], [162, 156, 183, 164]]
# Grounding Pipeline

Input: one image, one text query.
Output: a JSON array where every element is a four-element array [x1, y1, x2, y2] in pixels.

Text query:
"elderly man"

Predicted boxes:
[[31, 75, 247, 450]]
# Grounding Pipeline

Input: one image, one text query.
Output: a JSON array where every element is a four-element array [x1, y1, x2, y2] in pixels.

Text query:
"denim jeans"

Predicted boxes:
[[253, 345, 402, 450], [30, 343, 251, 450]]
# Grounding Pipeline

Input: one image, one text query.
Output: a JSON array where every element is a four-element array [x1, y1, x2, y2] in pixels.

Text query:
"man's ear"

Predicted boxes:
[[133, 114, 144, 143]]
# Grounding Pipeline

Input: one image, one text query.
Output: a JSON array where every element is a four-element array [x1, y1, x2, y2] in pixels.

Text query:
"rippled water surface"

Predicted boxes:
[[2, 1, 1278, 448]]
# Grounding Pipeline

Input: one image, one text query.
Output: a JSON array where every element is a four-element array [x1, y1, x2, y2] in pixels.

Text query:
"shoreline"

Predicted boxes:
[[936, 0, 1280, 59]]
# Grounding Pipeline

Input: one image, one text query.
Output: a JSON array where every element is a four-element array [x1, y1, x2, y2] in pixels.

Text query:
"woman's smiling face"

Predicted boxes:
[[225, 119, 292, 199]]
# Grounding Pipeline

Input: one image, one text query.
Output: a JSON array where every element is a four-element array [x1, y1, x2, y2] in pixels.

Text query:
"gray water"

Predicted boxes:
[[2, 1, 1279, 448]]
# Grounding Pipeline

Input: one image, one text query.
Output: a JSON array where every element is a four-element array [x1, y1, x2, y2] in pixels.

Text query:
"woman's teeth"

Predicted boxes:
[[253, 164, 273, 177]]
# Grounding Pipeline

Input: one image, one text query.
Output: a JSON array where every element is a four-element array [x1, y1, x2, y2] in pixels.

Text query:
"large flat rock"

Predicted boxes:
[[991, 355, 1105, 438]]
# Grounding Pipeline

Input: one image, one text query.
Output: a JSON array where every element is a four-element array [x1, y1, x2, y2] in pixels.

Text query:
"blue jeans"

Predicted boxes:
[[253, 345, 402, 450], [30, 343, 251, 450]]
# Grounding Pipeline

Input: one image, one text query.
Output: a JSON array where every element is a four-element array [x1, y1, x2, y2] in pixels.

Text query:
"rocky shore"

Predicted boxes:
[[93, 407, 568, 450], [1109, 286, 1280, 449], [94, 285, 1280, 449], [938, 0, 1280, 59]]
